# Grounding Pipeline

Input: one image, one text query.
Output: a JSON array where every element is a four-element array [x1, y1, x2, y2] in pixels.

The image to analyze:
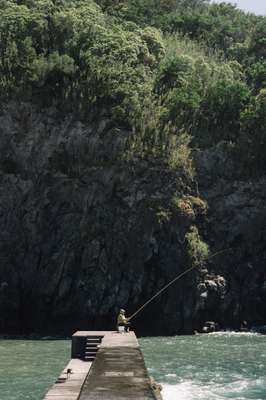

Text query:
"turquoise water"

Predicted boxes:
[[0, 333, 265, 400], [0, 340, 70, 400], [140, 332, 266, 400]]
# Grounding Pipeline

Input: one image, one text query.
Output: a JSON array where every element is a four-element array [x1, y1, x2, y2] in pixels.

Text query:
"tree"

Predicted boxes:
[[240, 89, 266, 174]]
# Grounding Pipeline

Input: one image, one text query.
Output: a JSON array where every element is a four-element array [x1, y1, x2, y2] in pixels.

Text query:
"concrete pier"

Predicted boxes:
[[43, 358, 92, 400], [43, 331, 160, 400]]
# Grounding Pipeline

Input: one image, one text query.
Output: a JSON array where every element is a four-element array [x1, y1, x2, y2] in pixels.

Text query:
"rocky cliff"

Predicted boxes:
[[0, 104, 265, 335], [195, 144, 266, 330]]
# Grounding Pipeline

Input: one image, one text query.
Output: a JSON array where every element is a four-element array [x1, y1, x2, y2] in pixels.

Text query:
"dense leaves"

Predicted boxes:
[[0, 0, 164, 125], [240, 89, 266, 174], [0, 0, 265, 174]]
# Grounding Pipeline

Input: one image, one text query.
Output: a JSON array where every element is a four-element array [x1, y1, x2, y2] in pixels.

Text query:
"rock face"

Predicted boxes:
[[0, 105, 265, 335], [195, 145, 266, 329]]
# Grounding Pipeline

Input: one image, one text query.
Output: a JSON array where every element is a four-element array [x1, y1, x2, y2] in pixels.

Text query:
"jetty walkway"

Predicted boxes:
[[44, 331, 159, 400]]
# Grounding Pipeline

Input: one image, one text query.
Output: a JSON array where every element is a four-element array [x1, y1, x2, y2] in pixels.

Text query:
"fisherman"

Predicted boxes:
[[117, 309, 130, 332]]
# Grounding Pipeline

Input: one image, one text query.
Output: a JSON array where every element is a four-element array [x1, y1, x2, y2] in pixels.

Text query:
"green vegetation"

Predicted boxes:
[[0, 0, 265, 173], [0, 0, 163, 125], [0, 1, 265, 333], [185, 225, 209, 267]]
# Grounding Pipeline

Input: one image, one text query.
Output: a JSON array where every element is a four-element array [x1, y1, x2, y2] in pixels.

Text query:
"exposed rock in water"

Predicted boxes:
[[0, 105, 265, 335]]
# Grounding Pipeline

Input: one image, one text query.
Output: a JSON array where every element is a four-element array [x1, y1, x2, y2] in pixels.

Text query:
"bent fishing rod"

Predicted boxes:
[[128, 248, 230, 321]]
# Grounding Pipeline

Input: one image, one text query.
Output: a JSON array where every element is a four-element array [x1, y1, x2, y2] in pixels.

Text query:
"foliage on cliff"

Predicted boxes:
[[0, 0, 265, 174], [0, 1, 163, 124], [0, 0, 265, 334]]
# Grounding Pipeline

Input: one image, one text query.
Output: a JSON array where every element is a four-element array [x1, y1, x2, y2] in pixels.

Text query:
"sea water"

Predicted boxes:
[[0, 340, 70, 400], [140, 332, 266, 400], [0, 333, 265, 400]]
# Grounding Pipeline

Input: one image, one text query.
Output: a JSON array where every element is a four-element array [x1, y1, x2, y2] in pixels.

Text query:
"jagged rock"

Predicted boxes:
[[0, 104, 204, 335], [0, 106, 265, 335], [195, 142, 266, 329]]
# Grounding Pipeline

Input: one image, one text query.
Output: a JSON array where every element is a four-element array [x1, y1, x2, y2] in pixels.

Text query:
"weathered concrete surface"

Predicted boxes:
[[73, 331, 110, 337], [73, 331, 139, 348], [101, 331, 139, 348], [79, 348, 156, 399], [44, 331, 158, 400], [44, 358, 92, 400], [78, 331, 157, 400]]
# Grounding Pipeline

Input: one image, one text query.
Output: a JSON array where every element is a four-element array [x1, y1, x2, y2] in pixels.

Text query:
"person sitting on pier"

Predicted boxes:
[[117, 309, 131, 333]]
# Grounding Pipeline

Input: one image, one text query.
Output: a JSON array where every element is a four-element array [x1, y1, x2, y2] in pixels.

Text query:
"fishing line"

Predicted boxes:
[[128, 248, 231, 321]]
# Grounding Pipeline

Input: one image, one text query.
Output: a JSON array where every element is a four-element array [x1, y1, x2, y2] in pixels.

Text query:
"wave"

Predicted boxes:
[[161, 377, 266, 400], [161, 381, 222, 400], [205, 331, 260, 337]]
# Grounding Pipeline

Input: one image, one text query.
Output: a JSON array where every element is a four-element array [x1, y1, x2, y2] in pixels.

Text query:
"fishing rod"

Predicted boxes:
[[128, 248, 231, 321]]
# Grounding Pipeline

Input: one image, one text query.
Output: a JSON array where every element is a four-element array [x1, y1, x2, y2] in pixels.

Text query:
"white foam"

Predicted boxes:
[[162, 382, 194, 400], [161, 376, 266, 400], [206, 331, 260, 337], [161, 381, 222, 400]]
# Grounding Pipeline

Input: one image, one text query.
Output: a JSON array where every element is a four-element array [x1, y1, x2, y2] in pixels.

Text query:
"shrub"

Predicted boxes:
[[185, 225, 209, 267]]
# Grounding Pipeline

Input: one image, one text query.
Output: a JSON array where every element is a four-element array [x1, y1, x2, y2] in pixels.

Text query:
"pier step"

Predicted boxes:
[[86, 341, 101, 344], [83, 335, 103, 362]]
